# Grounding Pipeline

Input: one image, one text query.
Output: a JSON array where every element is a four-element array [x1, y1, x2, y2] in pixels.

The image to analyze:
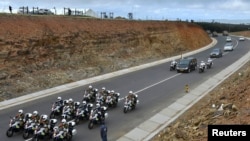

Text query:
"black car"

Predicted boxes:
[[210, 48, 223, 58], [176, 57, 197, 73]]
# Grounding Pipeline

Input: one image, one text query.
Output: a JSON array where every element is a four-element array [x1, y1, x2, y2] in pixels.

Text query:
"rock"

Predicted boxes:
[[232, 104, 238, 111]]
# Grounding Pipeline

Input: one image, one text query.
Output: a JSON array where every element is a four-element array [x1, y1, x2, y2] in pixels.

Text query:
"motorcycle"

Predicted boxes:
[[96, 94, 106, 106], [88, 107, 108, 129], [50, 103, 63, 119], [123, 95, 139, 113], [32, 119, 57, 141], [199, 62, 206, 73], [170, 60, 177, 71], [23, 118, 37, 139], [6, 116, 24, 137], [61, 106, 74, 121], [52, 121, 77, 141], [206, 59, 213, 69], [82, 88, 98, 103], [74, 103, 93, 125], [32, 126, 49, 141], [105, 93, 120, 108]]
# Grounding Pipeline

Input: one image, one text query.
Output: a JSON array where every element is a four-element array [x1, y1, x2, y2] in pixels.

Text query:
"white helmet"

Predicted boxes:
[[18, 109, 23, 114], [57, 97, 62, 100], [102, 87, 106, 90], [42, 115, 48, 120], [89, 85, 92, 89], [69, 98, 73, 103], [82, 101, 87, 105], [129, 91, 133, 94], [96, 103, 100, 108], [111, 90, 114, 93], [61, 119, 66, 123], [33, 111, 38, 116]]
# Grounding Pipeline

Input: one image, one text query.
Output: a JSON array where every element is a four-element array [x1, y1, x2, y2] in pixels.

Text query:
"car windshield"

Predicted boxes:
[[179, 59, 189, 65], [225, 43, 232, 46], [212, 49, 220, 52]]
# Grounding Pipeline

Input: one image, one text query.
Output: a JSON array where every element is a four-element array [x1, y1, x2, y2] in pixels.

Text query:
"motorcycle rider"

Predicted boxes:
[[81, 101, 92, 113], [96, 87, 107, 105], [55, 96, 64, 112], [38, 115, 50, 136], [94, 103, 105, 121], [68, 98, 74, 108], [200, 61, 206, 69], [207, 57, 213, 68], [85, 85, 94, 94], [31, 111, 40, 123], [170, 59, 177, 69], [83, 85, 96, 102], [106, 90, 114, 105], [15, 109, 25, 128], [56, 97, 63, 106], [207, 58, 213, 64], [127, 91, 137, 108], [64, 98, 74, 118], [59, 119, 72, 137]]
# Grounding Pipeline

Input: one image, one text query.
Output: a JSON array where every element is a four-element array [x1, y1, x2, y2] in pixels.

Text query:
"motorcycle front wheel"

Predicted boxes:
[[50, 111, 55, 119], [75, 117, 80, 125], [88, 121, 94, 129], [123, 107, 128, 113], [32, 136, 39, 141], [23, 130, 30, 139], [6, 128, 14, 137]]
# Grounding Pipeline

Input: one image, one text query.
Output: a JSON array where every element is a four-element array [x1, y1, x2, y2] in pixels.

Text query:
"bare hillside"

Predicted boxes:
[[0, 15, 211, 100]]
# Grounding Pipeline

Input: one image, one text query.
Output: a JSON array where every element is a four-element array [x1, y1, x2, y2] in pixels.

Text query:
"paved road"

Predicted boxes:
[[0, 35, 249, 141]]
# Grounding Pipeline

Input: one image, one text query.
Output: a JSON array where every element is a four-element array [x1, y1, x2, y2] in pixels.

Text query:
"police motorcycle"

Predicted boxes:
[[61, 99, 79, 121], [198, 61, 206, 73], [32, 115, 57, 141], [123, 94, 139, 113], [61, 105, 73, 120], [74, 100, 93, 125], [49, 98, 64, 119], [52, 121, 77, 141], [170, 60, 177, 71], [105, 90, 120, 108], [96, 93, 106, 106], [6, 112, 30, 137], [88, 103, 108, 129], [82, 87, 98, 103], [206, 58, 213, 69], [23, 113, 38, 139]]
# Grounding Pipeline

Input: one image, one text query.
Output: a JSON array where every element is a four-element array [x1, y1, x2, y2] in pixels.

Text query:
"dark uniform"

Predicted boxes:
[[100, 123, 108, 141]]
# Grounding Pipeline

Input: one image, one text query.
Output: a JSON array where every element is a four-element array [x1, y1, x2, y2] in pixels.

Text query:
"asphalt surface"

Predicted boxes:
[[0, 35, 249, 141]]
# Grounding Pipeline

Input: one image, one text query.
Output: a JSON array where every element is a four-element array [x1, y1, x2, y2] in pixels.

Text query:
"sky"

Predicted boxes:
[[1, 0, 250, 23]]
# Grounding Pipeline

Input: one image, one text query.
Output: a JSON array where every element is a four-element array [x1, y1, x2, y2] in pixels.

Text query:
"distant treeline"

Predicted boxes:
[[194, 22, 250, 33]]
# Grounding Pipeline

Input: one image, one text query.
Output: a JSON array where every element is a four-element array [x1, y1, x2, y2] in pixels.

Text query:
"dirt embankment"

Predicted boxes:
[[0, 15, 211, 101]]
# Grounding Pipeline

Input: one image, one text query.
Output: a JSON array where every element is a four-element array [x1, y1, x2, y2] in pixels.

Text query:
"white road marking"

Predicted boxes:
[[119, 73, 181, 101]]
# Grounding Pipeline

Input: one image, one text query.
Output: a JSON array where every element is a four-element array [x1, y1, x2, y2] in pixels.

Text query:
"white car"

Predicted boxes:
[[226, 37, 232, 42], [239, 36, 245, 41], [224, 42, 234, 51]]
